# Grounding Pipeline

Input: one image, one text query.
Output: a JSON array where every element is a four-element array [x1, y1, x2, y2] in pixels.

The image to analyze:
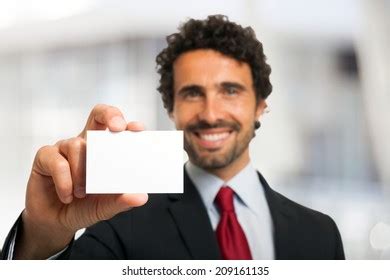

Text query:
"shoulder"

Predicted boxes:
[[258, 171, 336, 228], [260, 173, 345, 259], [271, 188, 338, 229]]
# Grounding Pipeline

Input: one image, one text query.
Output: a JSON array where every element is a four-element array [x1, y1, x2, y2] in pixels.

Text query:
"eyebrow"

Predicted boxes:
[[177, 85, 204, 96], [220, 81, 247, 91], [176, 81, 247, 96]]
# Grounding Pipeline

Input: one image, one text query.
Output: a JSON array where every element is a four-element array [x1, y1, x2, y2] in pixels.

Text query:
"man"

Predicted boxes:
[[2, 15, 344, 260]]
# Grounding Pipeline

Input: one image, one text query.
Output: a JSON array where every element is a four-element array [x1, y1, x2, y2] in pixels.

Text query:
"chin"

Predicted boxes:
[[191, 152, 235, 170]]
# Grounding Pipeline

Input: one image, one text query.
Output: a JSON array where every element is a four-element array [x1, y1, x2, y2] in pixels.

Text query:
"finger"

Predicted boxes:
[[92, 193, 149, 222], [35, 146, 74, 204], [80, 104, 127, 137], [119, 193, 149, 208], [58, 138, 86, 199], [126, 121, 145, 132]]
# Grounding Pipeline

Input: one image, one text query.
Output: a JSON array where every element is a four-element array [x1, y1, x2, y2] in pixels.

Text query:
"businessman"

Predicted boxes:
[[2, 15, 344, 260]]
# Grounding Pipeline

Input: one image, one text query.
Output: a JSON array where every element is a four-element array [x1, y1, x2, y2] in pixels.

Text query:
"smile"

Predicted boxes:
[[192, 129, 234, 149], [199, 132, 230, 142]]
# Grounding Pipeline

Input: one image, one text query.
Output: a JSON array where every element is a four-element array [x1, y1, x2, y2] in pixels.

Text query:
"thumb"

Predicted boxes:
[[117, 193, 149, 209], [90, 193, 149, 222]]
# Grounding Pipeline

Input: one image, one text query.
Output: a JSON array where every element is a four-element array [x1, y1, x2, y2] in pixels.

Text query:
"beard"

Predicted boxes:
[[184, 119, 254, 170]]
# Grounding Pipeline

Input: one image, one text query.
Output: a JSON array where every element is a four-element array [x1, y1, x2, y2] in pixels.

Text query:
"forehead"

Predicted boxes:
[[173, 49, 253, 90]]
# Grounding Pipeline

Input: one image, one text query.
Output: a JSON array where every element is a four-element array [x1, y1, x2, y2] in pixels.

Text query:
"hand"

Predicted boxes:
[[14, 104, 148, 259]]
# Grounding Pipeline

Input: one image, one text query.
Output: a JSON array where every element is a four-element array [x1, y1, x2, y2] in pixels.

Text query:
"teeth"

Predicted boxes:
[[199, 132, 229, 142]]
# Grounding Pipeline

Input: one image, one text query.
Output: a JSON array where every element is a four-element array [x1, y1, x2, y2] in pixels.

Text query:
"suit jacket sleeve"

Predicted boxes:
[[1, 214, 20, 260], [1, 213, 74, 260], [331, 217, 345, 259], [68, 221, 126, 259]]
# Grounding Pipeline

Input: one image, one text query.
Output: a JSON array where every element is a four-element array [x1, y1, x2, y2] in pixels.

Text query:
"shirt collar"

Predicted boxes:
[[185, 161, 222, 211], [185, 161, 264, 216]]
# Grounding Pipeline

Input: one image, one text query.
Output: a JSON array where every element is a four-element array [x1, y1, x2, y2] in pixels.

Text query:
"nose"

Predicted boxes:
[[197, 94, 223, 124]]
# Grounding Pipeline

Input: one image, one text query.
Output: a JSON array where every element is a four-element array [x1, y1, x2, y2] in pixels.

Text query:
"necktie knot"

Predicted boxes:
[[215, 185, 252, 260], [215, 186, 235, 213]]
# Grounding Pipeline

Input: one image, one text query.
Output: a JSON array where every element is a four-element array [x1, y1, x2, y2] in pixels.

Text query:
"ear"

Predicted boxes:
[[255, 99, 268, 119], [168, 111, 174, 121]]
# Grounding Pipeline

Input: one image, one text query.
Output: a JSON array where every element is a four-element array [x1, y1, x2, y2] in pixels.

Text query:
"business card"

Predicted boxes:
[[86, 130, 183, 194]]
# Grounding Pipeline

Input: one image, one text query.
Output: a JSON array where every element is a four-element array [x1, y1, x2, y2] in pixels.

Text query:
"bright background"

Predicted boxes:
[[0, 0, 389, 259]]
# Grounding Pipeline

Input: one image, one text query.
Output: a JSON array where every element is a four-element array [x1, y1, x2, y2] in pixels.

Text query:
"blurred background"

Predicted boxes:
[[0, 0, 389, 259]]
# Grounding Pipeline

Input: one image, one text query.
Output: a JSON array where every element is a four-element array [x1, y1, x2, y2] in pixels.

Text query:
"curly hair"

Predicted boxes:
[[156, 14, 272, 113]]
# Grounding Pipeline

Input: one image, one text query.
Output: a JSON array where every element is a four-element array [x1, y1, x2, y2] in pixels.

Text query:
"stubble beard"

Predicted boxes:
[[184, 125, 254, 170]]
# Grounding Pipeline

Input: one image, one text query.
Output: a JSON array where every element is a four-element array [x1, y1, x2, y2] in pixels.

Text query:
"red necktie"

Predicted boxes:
[[215, 186, 252, 260]]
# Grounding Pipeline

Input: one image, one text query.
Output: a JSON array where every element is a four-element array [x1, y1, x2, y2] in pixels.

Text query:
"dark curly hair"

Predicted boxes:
[[156, 14, 272, 113]]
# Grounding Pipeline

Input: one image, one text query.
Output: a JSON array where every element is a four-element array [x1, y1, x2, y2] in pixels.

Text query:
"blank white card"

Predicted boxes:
[[86, 130, 183, 194]]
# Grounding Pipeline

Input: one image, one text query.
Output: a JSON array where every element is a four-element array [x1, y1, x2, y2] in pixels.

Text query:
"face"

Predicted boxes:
[[170, 49, 266, 171]]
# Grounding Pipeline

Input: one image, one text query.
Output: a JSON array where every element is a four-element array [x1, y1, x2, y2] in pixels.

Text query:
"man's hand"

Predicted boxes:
[[14, 104, 148, 259]]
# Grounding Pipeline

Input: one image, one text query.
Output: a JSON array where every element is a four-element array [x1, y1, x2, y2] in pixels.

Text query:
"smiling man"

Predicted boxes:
[[172, 49, 264, 178], [2, 15, 344, 260]]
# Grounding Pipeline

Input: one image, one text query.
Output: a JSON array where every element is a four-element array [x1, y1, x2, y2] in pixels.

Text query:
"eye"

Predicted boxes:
[[180, 89, 203, 100], [178, 86, 204, 101], [225, 87, 239, 95], [185, 90, 202, 97]]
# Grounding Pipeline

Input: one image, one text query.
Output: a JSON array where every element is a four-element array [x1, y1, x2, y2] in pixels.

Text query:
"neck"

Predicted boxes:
[[194, 148, 251, 181]]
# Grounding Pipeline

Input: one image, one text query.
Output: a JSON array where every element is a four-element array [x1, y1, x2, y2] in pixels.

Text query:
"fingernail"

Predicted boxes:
[[64, 195, 73, 204], [74, 186, 86, 198], [128, 121, 145, 131], [111, 116, 126, 131]]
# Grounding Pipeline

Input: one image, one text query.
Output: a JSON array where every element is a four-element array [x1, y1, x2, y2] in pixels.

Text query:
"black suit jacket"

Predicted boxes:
[[2, 170, 345, 260]]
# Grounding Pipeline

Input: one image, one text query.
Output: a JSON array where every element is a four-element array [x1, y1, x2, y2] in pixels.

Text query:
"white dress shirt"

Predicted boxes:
[[185, 161, 275, 259]]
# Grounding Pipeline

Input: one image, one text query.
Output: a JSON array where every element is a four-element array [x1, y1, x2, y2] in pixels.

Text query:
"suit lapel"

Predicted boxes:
[[257, 172, 297, 260], [167, 168, 297, 260], [168, 169, 221, 260]]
